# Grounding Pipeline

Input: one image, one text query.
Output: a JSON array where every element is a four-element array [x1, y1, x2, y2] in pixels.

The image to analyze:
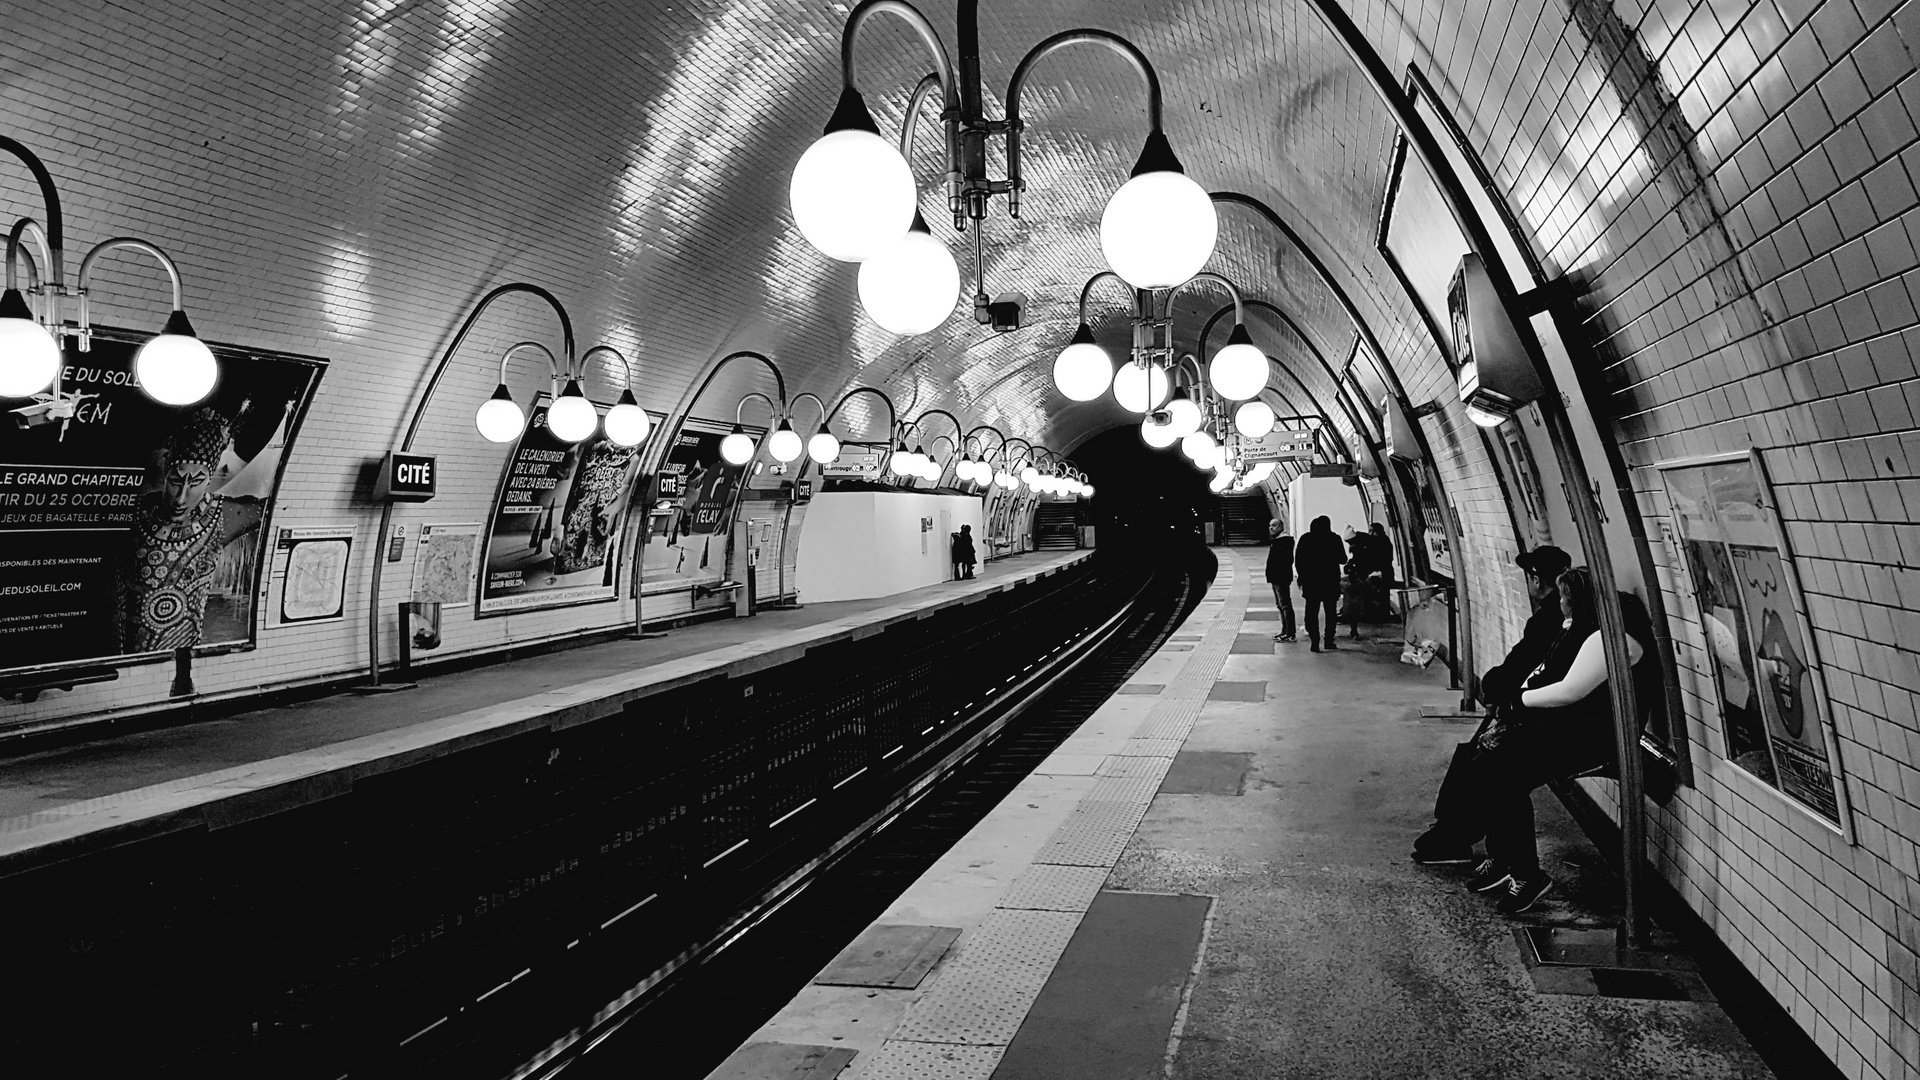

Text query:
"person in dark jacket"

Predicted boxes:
[[1293, 515, 1346, 651], [952, 524, 978, 579], [1266, 520, 1296, 642], [1411, 545, 1571, 864]]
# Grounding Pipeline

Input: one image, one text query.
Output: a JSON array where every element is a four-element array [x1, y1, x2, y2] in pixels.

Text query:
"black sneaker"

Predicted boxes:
[[1323, 640, 1338, 650], [1411, 846, 1476, 866], [1466, 859, 1513, 893], [1498, 873, 1554, 915]]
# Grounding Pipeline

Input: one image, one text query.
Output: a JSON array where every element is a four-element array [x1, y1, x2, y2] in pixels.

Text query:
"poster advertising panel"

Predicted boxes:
[[478, 395, 644, 615], [1660, 451, 1850, 833], [640, 423, 750, 595], [0, 328, 324, 673]]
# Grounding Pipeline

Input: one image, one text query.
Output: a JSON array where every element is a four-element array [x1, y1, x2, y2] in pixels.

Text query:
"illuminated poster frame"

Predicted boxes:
[[1658, 449, 1853, 839]]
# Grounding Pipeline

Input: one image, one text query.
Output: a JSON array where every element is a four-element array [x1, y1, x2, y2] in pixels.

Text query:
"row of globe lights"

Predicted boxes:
[[473, 343, 653, 448]]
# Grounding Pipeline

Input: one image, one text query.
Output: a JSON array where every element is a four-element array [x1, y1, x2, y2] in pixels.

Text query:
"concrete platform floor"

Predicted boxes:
[[0, 550, 1085, 825], [722, 547, 1773, 1080]]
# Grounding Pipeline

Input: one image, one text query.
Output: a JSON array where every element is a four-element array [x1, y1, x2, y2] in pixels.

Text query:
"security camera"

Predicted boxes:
[[1147, 408, 1172, 425], [976, 290, 1026, 332]]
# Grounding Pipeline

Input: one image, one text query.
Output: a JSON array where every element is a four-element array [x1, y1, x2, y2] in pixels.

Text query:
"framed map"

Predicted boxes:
[[412, 522, 481, 608], [267, 527, 354, 626]]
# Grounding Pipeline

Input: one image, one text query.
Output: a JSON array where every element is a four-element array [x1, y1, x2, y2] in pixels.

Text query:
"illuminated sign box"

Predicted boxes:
[[377, 452, 437, 502]]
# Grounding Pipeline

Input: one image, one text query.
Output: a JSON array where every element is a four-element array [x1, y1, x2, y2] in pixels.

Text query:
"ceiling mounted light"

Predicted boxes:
[[1244, 461, 1278, 485], [858, 212, 960, 334], [131, 309, 219, 406], [1053, 323, 1113, 401], [1084, 484, 1096, 497], [1113, 361, 1169, 413], [0, 288, 61, 398], [1100, 131, 1218, 289], [1141, 414, 1181, 449], [1209, 469, 1234, 492], [809, 429, 842, 464], [475, 383, 525, 444], [721, 424, 758, 466], [1208, 323, 1267, 401], [1180, 429, 1215, 463], [1234, 399, 1276, 439], [1020, 465, 1039, 486], [790, 88, 918, 262], [768, 419, 804, 463], [547, 378, 599, 443], [1163, 386, 1202, 438], [996, 469, 1016, 488], [604, 388, 650, 447]]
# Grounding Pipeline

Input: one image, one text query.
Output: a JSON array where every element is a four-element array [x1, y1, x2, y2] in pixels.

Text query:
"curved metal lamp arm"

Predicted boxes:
[[498, 340, 566, 388], [75, 237, 189, 351], [963, 423, 1007, 459], [999, 436, 1033, 472], [824, 384, 899, 441], [1163, 270, 1243, 324], [842, 1, 958, 106], [579, 344, 634, 390], [735, 390, 780, 425], [1006, 30, 1163, 218], [1198, 302, 1355, 467], [787, 391, 830, 431], [6, 217, 53, 295], [398, 283, 576, 453], [906, 407, 966, 446], [900, 73, 943, 158], [0, 137, 65, 285], [1076, 270, 1134, 325]]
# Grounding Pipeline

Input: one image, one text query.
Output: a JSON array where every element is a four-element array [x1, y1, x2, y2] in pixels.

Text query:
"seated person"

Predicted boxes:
[[1412, 545, 1572, 865], [1466, 568, 1657, 915]]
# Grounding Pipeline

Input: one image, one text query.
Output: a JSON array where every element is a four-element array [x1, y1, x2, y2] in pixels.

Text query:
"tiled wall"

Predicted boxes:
[[1392, 0, 1920, 1074]]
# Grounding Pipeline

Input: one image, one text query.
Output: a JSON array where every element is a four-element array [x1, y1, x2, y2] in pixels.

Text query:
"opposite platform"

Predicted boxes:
[[0, 550, 1090, 874]]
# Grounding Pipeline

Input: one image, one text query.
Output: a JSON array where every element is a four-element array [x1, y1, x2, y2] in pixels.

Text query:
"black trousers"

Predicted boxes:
[[1480, 733, 1611, 875], [1270, 581, 1295, 637], [1302, 593, 1337, 645]]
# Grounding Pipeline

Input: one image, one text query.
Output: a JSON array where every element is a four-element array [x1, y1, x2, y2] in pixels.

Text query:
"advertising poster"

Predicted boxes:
[[267, 527, 353, 626], [478, 395, 643, 615], [0, 329, 323, 672], [411, 522, 481, 607], [640, 424, 748, 595], [1662, 453, 1847, 828]]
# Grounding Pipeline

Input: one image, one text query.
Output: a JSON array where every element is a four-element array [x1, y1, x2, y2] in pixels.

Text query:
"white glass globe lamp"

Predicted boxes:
[[546, 379, 599, 443], [1209, 323, 1268, 401], [995, 469, 1015, 489], [1053, 323, 1113, 401], [1020, 465, 1039, 486], [1163, 387, 1202, 438], [475, 384, 526, 443], [720, 424, 757, 466], [858, 213, 960, 334], [888, 442, 914, 476], [1084, 484, 1096, 497], [135, 310, 219, 406], [1234, 399, 1277, 439], [767, 420, 804, 463], [790, 90, 917, 262], [809, 430, 841, 464], [1141, 415, 1181, 449], [1099, 131, 1218, 289], [603, 389, 651, 447], [1180, 429, 1215, 463], [1112, 360, 1169, 413], [1209, 468, 1234, 492], [0, 289, 60, 398]]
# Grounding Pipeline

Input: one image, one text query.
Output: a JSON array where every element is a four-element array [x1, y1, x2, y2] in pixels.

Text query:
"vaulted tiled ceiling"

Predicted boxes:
[[0, 0, 1501, 460]]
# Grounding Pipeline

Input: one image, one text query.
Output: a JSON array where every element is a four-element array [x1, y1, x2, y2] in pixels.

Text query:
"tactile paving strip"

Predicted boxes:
[[1096, 755, 1173, 780], [995, 865, 1110, 912], [850, 1041, 1003, 1080], [1084, 775, 1166, 803], [890, 909, 1082, 1044], [1032, 800, 1154, 867], [1114, 738, 1188, 758]]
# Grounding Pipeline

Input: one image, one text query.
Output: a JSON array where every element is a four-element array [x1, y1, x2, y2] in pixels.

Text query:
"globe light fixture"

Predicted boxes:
[[1208, 467, 1234, 492], [809, 429, 842, 464], [790, 89, 918, 262], [0, 288, 61, 398], [1244, 461, 1278, 485], [1163, 386, 1202, 438], [1052, 323, 1113, 401], [1234, 399, 1276, 439], [1208, 323, 1267, 401], [130, 309, 220, 406], [858, 213, 961, 334], [603, 389, 651, 447], [721, 424, 758, 466], [475, 384, 526, 444], [1020, 465, 1039, 486], [546, 379, 599, 443], [1141, 414, 1181, 449], [1100, 132, 1218, 289], [1180, 429, 1215, 462], [1112, 360, 1169, 413], [1084, 484, 1096, 497], [767, 419, 804, 463]]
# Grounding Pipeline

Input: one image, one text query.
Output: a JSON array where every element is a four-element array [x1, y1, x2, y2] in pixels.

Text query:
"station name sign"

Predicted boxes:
[[377, 452, 438, 502], [1241, 428, 1316, 464]]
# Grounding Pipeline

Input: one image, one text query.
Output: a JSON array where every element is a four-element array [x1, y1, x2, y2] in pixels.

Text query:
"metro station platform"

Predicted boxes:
[[717, 548, 1777, 1080], [0, 549, 1090, 874]]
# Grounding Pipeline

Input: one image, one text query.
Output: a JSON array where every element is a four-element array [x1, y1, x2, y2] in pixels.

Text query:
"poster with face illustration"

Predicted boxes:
[[0, 328, 324, 673], [1661, 452, 1848, 832]]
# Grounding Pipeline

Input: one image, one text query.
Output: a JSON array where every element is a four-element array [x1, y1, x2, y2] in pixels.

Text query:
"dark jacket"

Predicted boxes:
[[952, 532, 976, 565], [1266, 534, 1295, 583], [1480, 591, 1563, 706], [1293, 524, 1346, 598]]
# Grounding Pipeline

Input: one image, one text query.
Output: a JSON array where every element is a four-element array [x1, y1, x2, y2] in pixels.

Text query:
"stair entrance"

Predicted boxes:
[[1219, 494, 1270, 545], [1035, 503, 1079, 550]]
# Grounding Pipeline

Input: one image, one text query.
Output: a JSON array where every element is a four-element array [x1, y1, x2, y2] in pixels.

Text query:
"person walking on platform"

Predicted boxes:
[[1411, 545, 1572, 865], [952, 524, 977, 580], [1293, 515, 1346, 652], [1266, 520, 1296, 642]]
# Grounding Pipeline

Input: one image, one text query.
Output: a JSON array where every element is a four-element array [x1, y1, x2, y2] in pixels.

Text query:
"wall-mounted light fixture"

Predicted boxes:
[[582, 345, 652, 448], [793, 1, 1216, 334], [1449, 253, 1543, 427]]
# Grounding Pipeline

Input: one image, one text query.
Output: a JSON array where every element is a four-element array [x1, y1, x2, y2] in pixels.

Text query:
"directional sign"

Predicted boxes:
[[1242, 428, 1316, 463], [823, 443, 887, 479]]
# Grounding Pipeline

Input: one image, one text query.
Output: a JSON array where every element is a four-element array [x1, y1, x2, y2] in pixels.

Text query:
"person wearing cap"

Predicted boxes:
[[1410, 544, 1572, 864]]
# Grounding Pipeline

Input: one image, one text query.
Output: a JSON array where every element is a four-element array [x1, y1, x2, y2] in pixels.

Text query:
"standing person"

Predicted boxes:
[[1341, 526, 1373, 640], [1293, 515, 1346, 652], [1266, 519, 1296, 643], [952, 523, 978, 580]]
